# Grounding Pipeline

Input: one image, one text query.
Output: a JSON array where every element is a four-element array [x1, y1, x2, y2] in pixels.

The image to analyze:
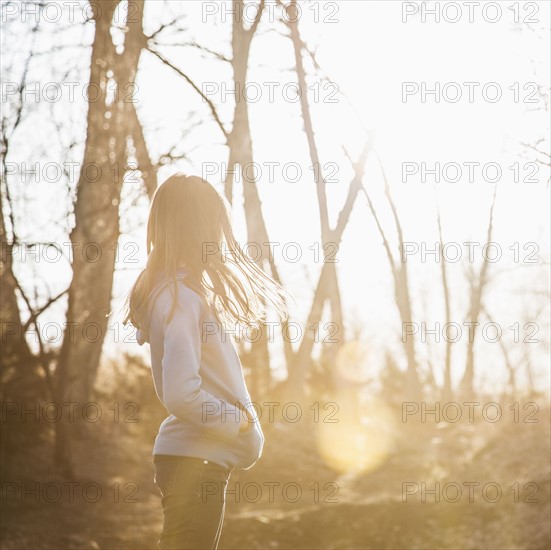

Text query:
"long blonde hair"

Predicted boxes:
[[124, 174, 287, 330]]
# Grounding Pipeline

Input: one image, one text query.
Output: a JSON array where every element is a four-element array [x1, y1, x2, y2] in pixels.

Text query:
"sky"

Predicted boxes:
[[2, 0, 550, 393]]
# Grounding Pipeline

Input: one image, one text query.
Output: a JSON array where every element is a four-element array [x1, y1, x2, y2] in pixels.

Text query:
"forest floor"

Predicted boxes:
[[1, 389, 550, 550]]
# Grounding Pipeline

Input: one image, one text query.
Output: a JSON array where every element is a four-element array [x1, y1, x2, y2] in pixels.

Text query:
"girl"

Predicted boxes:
[[124, 174, 287, 549]]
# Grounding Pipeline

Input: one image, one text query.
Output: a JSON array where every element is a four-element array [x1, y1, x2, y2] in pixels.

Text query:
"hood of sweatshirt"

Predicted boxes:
[[135, 268, 190, 347], [136, 327, 148, 346]]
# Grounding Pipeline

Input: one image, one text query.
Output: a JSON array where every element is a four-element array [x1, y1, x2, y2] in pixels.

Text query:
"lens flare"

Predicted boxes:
[[316, 392, 397, 474]]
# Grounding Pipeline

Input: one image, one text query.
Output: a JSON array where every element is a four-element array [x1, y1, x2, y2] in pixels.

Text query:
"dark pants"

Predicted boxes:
[[153, 455, 231, 550]]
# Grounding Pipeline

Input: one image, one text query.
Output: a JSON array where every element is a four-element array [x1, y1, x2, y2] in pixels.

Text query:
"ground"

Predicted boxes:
[[1, 393, 549, 550]]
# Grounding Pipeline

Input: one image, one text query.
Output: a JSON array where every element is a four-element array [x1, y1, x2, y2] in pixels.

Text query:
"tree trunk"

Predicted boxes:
[[225, 1, 273, 396], [0, 192, 33, 387], [437, 210, 453, 401], [54, 0, 146, 475], [459, 187, 497, 398]]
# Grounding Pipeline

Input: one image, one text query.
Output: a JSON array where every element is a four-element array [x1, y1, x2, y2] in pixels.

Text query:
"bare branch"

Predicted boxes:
[[151, 39, 231, 63], [23, 289, 68, 332], [146, 47, 229, 140], [334, 143, 370, 240], [146, 14, 188, 41], [248, 0, 265, 37]]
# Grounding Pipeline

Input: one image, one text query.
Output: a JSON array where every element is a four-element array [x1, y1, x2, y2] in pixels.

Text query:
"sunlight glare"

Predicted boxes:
[[316, 393, 397, 474]]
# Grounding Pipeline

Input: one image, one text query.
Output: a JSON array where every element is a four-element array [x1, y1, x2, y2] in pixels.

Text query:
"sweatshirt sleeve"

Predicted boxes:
[[159, 284, 242, 439]]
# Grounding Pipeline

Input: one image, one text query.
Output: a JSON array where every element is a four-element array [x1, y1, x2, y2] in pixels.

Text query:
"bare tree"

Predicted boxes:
[[357, 155, 422, 400], [283, 145, 369, 396], [146, 0, 292, 395], [437, 205, 453, 401], [458, 185, 498, 398], [55, 0, 148, 475], [0, 13, 40, 396]]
